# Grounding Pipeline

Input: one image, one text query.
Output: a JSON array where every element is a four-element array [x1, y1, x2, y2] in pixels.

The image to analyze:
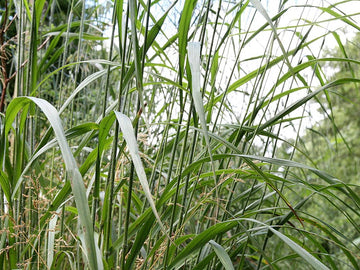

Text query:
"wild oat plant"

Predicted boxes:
[[0, 0, 360, 269]]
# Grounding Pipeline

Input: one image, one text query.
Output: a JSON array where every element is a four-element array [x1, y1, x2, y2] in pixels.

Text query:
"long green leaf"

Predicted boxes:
[[114, 111, 168, 237], [5, 97, 102, 270], [188, 42, 218, 188], [209, 240, 235, 270], [268, 227, 329, 270]]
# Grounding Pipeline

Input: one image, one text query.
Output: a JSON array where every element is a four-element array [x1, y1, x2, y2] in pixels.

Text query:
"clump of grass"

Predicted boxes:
[[1, 0, 360, 269]]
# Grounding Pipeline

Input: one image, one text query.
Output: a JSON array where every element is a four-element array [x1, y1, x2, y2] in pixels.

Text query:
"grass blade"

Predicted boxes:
[[209, 240, 235, 270], [5, 97, 102, 270], [114, 111, 168, 237], [268, 227, 329, 270]]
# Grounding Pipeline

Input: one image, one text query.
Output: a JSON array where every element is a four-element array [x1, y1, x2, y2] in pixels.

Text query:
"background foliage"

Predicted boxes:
[[1, 0, 360, 269]]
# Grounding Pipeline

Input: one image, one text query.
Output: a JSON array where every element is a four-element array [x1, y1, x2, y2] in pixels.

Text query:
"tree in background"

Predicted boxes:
[[299, 32, 360, 176], [278, 31, 360, 262]]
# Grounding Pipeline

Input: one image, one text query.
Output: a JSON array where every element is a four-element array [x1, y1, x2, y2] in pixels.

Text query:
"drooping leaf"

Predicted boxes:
[[209, 240, 235, 270], [5, 97, 102, 270], [114, 111, 168, 238]]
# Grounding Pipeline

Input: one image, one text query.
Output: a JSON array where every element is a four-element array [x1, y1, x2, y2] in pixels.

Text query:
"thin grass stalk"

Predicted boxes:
[[71, 0, 86, 113], [162, 95, 188, 270], [101, 1, 117, 117], [152, 83, 180, 187], [148, 86, 177, 192], [12, 110, 25, 259], [116, 0, 125, 60], [201, 0, 222, 113], [26, 2, 37, 97], [119, 10, 156, 265], [58, 0, 75, 109], [191, 6, 222, 220], [22, 1, 44, 263], [141, 83, 180, 268], [140, 0, 151, 71], [129, 0, 145, 112], [136, 0, 168, 262], [178, 100, 196, 228], [120, 162, 135, 268], [19, 122, 29, 261], [115, 186, 123, 268], [102, 0, 129, 258], [163, 0, 194, 188], [165, 93, 192, 256], [13, 0, 24, 107], [92, 0, 118, 228], [120, 98, 140, 269], [102, 90, 119, 260], [0, 0, 9, 114]]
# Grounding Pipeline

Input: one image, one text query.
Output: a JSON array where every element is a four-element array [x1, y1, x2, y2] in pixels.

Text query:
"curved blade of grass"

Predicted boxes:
[[249, 0, 294, 75], [318, 5, 360, 32], [256, 78, 360, 134], [59, 66, 118, 115], [35, 59, 120, 93], [208, 240, 235, 270], [169, 218, 329, 270], [225, 34, 332, 97], [5, 97, 102, 270], [188, 42, 218, 190], [268, 226, 329, 270], [236, 154, 345, 190], [168, 220, 238, 269], [47, 210, 61, 269], [114, 111, 168, 238]]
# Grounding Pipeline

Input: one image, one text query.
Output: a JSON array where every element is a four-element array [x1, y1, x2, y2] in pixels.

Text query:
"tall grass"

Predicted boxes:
[[1, 0, 360, 269]]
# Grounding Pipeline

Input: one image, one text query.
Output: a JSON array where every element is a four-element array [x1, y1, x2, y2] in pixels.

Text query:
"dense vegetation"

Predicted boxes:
[[1, 0, 360, 269]]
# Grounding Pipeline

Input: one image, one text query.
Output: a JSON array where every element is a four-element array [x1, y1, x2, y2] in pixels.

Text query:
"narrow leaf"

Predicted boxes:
[[209, 240, 235, 270], [268, 227, 329, 270], [47, 210, 60, 269], [188, 42, 218, 188], [5, 97, 102, 270], [249, 0, 294, 74], [114, 111, 168, 237]]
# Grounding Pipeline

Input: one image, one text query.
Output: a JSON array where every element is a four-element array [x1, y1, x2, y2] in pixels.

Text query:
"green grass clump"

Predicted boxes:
[[0, 0, 360, 269]]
